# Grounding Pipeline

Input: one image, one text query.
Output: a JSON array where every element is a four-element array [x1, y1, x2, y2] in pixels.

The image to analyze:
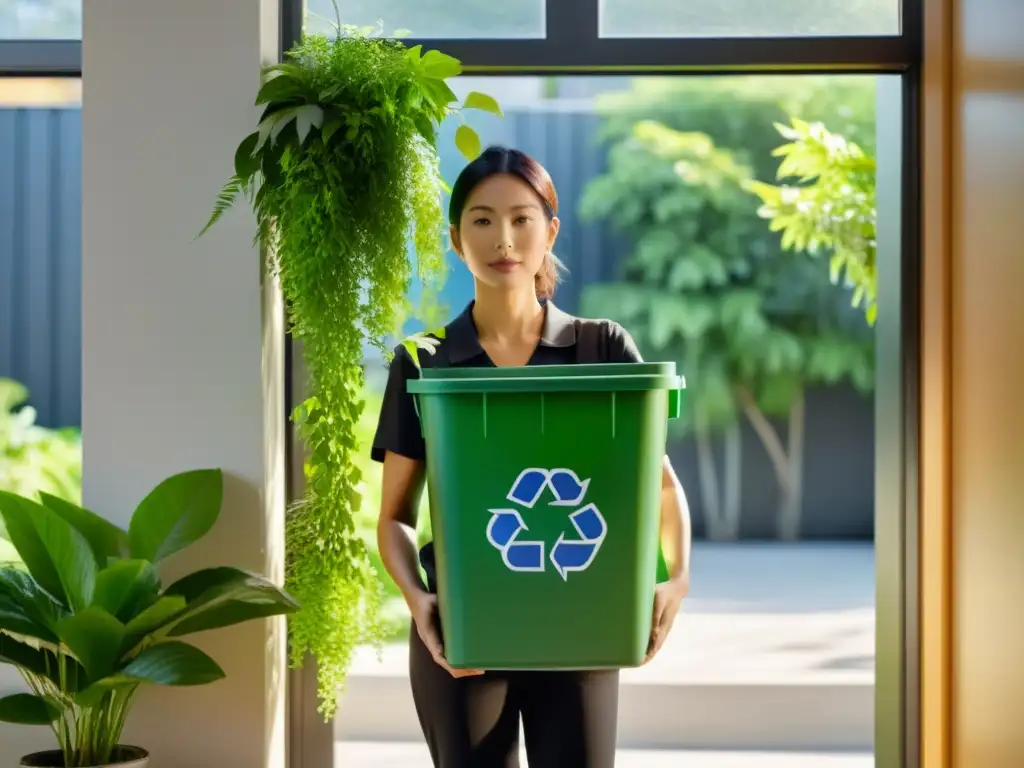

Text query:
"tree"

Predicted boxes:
[[747, 118, 878, 325], [580, 77, 874, 540]]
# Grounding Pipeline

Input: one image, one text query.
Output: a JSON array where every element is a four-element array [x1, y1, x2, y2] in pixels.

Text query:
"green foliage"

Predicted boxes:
[[747, 118, 878, 324], [580, 78, 875, 539], [0, 469, 298, 767], [198, 23, 501, 718], [581, 77, 875, 435], [1, 379, 82, 566]]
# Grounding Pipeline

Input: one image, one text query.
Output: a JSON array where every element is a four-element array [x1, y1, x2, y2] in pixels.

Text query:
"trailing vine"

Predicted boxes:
[[198, 19, 501, 717]]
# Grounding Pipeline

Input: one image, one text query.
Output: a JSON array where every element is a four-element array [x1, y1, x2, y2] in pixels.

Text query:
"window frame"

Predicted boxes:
[[280, 3, 922, 768]]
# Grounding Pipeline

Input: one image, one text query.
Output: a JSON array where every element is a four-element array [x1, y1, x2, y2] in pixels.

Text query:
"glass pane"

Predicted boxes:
[[333, 73, 880, 765], [0, 0, 81, 39], [599, 0, 899, 37], [305, 0, 545, 39]]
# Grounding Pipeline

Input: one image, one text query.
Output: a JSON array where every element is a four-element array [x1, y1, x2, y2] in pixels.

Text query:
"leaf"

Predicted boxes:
[[0, 632, 72, 685], [454, 125, 482, 161], [268, 104, 324, 146], [0, 592, 54, 643], [120, 641, 225, 686], [255, 73, 302, 105], [294, 104, 325, 145], [0, 693, 59, 725], [0, 492, 97, 611], [0, 493, 65, 604], [121, 596, 187, 653], [322, 118, 342, 143], [194, 175, 243, 241], [233, 132, 261, 181], [128, 469, 223, 563], [160, 566, 298, 637], [37, 492, 129, 565], [462, 91, 502, 117], [0, 568, 61, 641], [91, 560, 160, 621], [420, 49, 462, 79], [55, 607, 126, 681]]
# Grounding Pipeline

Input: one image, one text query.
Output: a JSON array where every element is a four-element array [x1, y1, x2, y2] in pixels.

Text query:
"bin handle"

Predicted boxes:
[[668, 375, 687, 420]]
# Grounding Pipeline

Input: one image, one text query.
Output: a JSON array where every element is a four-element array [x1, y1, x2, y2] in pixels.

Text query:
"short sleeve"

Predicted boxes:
[[606, 321, 644, 364], [371, 344, 426, 463]]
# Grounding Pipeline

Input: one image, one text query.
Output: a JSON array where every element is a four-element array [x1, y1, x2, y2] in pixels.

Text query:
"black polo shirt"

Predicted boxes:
[[370, 300, 643, 589]]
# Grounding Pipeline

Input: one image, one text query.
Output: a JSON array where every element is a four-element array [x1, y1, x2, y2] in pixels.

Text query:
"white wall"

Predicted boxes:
[[0, 1, 288, 766]]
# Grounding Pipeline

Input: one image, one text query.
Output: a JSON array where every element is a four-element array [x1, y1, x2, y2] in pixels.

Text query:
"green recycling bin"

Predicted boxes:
[[407, 362, 686, 669]]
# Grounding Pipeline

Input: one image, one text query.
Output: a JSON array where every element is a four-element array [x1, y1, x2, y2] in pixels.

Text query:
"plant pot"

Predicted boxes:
[[19, 747, 149, 768]]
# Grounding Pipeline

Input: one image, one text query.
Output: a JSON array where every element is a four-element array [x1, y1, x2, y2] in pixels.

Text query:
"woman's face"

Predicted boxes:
[[451, 173, 559, 296]]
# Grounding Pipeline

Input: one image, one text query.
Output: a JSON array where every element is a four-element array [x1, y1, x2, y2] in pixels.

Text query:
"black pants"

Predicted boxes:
[[409, 624, 620, 768]]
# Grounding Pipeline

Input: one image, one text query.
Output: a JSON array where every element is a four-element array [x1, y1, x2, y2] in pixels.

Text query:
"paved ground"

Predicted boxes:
[[348, 542, 876, 686], [336, 742, 873, 768]]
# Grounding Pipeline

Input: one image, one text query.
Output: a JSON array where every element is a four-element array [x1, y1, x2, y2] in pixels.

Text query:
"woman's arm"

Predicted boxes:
[[645, 456, 692, 663], [658, 455, 692, 591], [376, 450, 483, 678], [376, 451, 429, 603]]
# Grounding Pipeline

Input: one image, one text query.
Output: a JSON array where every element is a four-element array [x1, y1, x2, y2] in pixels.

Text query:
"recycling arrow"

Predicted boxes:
[[489, 467, 606, 579], [506, 467, 589, 508], [550, 503, 607, 581], [486, 509, 545, 572]]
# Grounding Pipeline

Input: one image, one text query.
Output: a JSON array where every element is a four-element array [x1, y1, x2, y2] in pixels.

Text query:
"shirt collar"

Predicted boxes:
[[446, 300, 577, 364]]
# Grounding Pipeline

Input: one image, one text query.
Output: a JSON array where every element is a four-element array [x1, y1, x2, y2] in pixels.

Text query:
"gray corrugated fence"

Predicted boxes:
[[0, 106, 82, 429]]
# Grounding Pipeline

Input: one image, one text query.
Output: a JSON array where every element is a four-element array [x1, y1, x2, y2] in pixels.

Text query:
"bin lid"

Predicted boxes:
[[407, 362, 685, 395]]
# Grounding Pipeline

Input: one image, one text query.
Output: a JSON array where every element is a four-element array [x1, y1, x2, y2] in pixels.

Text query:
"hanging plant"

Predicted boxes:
[[197, 14, 502, 718]]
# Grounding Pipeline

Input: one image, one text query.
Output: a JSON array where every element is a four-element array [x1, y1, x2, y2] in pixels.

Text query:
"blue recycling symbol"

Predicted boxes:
[[486, 467, 608, 581]]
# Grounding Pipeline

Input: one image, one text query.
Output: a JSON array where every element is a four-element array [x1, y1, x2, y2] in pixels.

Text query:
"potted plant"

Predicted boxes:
[[197, 9, 502, 717], [0, 468, 299, 767]]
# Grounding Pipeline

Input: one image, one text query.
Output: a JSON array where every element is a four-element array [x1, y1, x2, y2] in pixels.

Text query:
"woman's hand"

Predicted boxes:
[[408, 589, 485, 679], [644, 575, 689, 664]]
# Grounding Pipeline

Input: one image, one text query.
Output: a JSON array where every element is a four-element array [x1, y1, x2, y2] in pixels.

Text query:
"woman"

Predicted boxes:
[[372, 146, 692, 768]]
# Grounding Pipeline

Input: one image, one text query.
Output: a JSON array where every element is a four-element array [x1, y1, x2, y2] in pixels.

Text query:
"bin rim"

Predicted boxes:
[[408, 372, 685, 395], [415, 361, 677, 379]]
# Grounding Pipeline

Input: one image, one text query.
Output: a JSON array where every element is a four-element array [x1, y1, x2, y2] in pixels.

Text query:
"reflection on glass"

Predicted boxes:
[[0, 0, 81, 39], [599, 0, 899, 37], [305, 0, 546, 39]]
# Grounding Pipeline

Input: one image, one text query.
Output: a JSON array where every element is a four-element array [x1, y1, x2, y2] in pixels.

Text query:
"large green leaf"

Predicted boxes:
[[0, 492, 97, 611], [0, 693, 59, 725], [120, 641, 224, 686], [161, 567, 298, 638], [0, 593, 55, 643], [420, 49, 461, 80], [55, 607, 126, 682], [128, 469, 223, 563], [0, 567, 62, 642], [0, 632, 84, 688], [120, 596, 187, 654], [0, 493, 66, 606], [37, 492, 129, 564], [92, 560, 160, 621]]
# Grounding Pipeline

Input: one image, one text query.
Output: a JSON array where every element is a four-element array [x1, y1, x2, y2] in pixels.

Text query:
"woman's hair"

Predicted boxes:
[[448, 145, 564, 299]]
